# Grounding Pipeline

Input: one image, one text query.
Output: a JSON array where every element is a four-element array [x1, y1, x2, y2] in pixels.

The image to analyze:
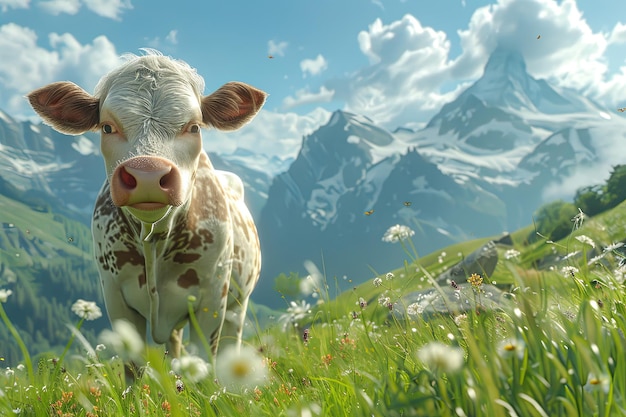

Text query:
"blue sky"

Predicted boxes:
[[1, 0, 625, 159]]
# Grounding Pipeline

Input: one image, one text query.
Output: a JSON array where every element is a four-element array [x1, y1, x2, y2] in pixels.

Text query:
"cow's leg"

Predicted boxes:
[[101, 279, 147, 378], [168, 328, 184, 358], [219, 290, 249, 352], [220, 273, 250, 349], [189, 307, 225, 358], [101, 279, 148, 339]]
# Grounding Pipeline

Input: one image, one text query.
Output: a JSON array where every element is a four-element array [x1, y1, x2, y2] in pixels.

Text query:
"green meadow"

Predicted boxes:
[[2, 199, 626, 416]]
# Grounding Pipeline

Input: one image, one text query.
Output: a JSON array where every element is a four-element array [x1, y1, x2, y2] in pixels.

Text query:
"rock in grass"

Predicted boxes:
[[435, 241, 498, 286], [393, 240, 511, 318], [393, 283, 512, 318]]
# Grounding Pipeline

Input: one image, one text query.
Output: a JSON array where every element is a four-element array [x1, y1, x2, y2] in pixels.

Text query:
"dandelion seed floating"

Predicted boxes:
[[537, 35, 541, 39], [403, 201, 412, 207], [364, 210, 374, 216]]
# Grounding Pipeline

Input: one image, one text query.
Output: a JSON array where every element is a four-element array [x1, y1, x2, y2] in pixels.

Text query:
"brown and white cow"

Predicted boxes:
[[27, 52, 265, 358]]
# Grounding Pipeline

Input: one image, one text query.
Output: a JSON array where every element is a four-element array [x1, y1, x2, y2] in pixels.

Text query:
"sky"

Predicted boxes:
[[1, 0, 626, 161]]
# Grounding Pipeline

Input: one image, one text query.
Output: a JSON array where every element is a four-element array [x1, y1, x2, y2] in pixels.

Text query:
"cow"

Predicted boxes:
[[27, 51, 266, 359]]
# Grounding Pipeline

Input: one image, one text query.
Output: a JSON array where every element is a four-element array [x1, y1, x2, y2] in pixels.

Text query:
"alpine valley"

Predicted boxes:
[[1, 47, 625, 314]]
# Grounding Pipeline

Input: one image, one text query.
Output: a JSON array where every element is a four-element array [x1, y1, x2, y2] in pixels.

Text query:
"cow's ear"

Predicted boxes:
[[201, 82, 266, 131], [27, 81, 100, 135]]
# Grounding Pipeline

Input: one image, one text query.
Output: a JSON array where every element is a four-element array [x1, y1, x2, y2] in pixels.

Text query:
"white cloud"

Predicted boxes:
[[268, 39, 288, 57], [165, 30, 178, 45], [309, 0, 626, 130], [283, 86, 334, 109], [203, 108, 331, 160], [453, 0, 625, 108], [608, 22, 626, 45], [34, 0, 132, 19], [145, 29, 178, 49], [0, 0, 29, 11], [83, 0, 132, 20], [39, 0, 80, 15], [325, 14, 453, 128], [0, 23, 120, 116], [300, 54, 328, 77]]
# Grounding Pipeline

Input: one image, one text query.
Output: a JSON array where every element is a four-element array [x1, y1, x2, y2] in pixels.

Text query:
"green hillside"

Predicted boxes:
[[0, 194, 105, 365]]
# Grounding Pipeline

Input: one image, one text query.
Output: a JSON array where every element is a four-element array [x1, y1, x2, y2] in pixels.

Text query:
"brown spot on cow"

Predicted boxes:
[[138, 272, 146, 288], [173, 252, 201, 264], [114, 247, 143, 271], [199, 229, 213, 245], [178, 269, 200, 289], [222, 282, 229, 298]]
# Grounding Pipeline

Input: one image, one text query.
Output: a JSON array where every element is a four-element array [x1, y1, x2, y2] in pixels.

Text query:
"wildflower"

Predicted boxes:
[[99, 319, 144, 361], [417, 342, 464, 373], [504, 249, 521, 260], [175, 378, 184, 393], [378, 294, 391, 306], [604, 242, 625, 253], [571, 208, 585, 229], [382, 224, 415, 243], [0, 289, 13, 303], [453, 314, 467, 326], [406, 302, 424, 316], [171, 355, 210, 383], [385, 272, 394, 280], [373, 277, 383, 287], [584, 372, 610, 393], [301, 260, 324, 297], [358, 297, 367, 308], [497, 338, 525, 360], [467, 273, 483, 288], [278, 300, 311, 330], [587, 253, 606, 265], [71, 299, 102, 321], [303, 329, 309, 343], [575, 235, 595, 248], [215, 345, 268, 391], [561, 266, 579, 278]]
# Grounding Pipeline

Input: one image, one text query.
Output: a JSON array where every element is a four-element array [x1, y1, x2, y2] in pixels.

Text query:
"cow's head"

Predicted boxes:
[[28, 53, 266, 223]]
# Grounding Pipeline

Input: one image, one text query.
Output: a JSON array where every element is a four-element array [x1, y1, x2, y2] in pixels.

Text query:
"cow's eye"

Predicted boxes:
[[188, 124, 200, 134], [102, 124, 117, 134]]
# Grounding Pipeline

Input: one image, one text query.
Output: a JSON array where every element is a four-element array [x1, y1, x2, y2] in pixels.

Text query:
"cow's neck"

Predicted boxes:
[[134, 203, 184, 338], [140, 206, 174, 242]]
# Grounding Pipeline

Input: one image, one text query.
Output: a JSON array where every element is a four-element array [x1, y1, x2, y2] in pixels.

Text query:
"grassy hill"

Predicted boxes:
[[0, 194, 105, 365], [1, 196, 626, 415]]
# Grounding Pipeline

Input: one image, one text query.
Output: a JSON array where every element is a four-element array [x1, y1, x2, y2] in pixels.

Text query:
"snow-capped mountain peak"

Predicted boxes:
[[465, 47, 604, 116]]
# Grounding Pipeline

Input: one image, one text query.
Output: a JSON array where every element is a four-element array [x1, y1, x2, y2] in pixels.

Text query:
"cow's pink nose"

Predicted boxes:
[[119, 165, 173, 191], [110, 156, 183, 208]]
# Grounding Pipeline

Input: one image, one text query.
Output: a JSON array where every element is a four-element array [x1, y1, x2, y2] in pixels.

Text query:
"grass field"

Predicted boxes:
[[2, 202, 626, 416]]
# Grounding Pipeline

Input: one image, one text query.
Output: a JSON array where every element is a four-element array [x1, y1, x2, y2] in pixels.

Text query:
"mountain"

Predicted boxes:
[[254, 110, 507, 307], [253, 48, 626, 307], [0, 110, 105, 222]]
